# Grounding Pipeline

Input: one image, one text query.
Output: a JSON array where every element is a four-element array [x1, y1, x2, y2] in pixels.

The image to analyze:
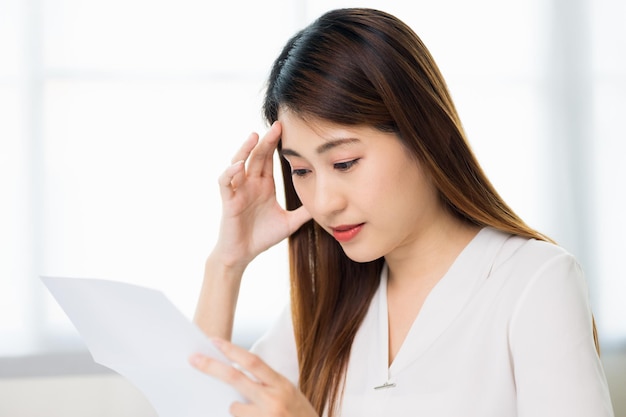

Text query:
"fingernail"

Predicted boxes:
[[189, 353, 204, 367], [211, 338, 226, 350]]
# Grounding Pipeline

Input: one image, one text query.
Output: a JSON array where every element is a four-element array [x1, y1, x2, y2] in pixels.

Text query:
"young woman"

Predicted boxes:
[[190, 8, 614, 417]]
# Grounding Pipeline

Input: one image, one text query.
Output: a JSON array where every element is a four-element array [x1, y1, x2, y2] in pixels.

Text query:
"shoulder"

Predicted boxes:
[[488, 230, 582, 285], [479, 228, 589, 323], [485, 233, 594, 346], [495, 239, 612, 415], [509, 238, 587, 311], [517, 237, 578, 266]]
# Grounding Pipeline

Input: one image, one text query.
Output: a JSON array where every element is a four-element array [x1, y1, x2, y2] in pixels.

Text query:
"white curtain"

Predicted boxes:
[[1, 0, 624, 358]]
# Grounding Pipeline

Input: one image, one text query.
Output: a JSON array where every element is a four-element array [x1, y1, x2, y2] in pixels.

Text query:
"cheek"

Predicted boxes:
[[358, 177, 386, 209], [366, 160, 424, 212], [360, 161, 404, 203]]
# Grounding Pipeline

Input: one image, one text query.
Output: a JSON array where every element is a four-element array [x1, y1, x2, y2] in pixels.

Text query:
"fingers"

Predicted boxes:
[[220, 132, 258, 197], [190, 353, 262, 403], [191, 339, 318, 417], [217, 160, 245, 199], [247, 121, 282, 178], [231, 132, 259, 165], [213, 338, 282, 386], [189, 339, 282, 403], [218, 123, 282, 197]]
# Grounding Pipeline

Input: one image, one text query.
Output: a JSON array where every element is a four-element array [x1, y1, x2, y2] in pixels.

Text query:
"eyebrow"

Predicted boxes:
[[280, 137, 361, 158]]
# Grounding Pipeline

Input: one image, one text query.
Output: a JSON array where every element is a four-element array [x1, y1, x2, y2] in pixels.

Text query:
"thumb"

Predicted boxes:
[[287, 205, 313, 234]]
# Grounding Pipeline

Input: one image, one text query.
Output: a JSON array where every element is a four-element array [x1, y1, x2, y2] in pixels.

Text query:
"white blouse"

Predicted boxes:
[[251, 227, 615, 416]]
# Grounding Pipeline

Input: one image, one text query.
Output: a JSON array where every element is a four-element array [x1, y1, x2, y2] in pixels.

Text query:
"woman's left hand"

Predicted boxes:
[[190, 338, 319, 417]]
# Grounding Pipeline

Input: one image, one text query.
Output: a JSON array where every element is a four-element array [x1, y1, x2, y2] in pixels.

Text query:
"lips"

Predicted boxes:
[[331, 223, 364, 242]]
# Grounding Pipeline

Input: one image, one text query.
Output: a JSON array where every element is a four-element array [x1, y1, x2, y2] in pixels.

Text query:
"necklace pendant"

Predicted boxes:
[[374, 381, 397, 390]]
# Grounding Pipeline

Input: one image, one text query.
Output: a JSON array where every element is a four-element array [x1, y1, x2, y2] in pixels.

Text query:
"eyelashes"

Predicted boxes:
[[333, 158, 360, 172], [291, 168, 310, 177], [291, 158, 361, 178]]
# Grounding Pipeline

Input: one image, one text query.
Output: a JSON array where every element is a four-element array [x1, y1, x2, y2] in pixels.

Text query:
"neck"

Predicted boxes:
[[384, 217, 480, 289]]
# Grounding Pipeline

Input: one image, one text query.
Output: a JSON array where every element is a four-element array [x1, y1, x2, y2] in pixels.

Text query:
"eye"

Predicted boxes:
[[291, 168, 311, 178], [334, 158, 360, 172]]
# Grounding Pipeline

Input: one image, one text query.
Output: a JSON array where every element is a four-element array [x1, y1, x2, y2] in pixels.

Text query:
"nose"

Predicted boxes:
[[312, 174, 346, 216]]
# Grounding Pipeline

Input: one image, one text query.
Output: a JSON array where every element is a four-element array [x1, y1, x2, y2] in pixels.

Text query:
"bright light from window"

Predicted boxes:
[[1, 0, 624, 360]]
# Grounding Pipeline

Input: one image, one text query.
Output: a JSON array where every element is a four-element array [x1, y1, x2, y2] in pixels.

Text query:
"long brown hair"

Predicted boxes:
[[263, 8, 597, 416]]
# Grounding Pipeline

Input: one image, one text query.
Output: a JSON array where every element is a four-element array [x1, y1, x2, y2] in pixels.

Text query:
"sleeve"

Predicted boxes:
[[509, 251, 615, 417], [250, 305, 300, 386]]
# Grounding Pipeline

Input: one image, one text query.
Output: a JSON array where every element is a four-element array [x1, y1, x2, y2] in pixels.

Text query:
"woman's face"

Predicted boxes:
[[278, 110, 447, 263]]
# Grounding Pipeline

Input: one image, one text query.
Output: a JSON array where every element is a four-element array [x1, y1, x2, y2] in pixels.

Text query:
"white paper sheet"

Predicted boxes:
[[41, 276, 244, 417]]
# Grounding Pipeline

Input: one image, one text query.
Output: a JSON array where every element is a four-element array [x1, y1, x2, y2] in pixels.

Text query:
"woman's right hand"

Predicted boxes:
[[212, 121, 311, 270]]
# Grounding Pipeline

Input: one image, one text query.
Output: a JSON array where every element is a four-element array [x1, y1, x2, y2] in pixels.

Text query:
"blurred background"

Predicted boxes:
[[0, 0, 624, 415]]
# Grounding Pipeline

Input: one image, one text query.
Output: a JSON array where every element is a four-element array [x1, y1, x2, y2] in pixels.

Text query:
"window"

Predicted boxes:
[[2, 0, 624, 363]]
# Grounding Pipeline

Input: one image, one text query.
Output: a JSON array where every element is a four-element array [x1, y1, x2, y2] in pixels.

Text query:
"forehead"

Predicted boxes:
[[278, 108, 372, 149]]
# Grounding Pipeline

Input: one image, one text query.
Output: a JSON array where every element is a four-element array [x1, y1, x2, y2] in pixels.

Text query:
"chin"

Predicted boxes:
[[340, 245, 383, 264]]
